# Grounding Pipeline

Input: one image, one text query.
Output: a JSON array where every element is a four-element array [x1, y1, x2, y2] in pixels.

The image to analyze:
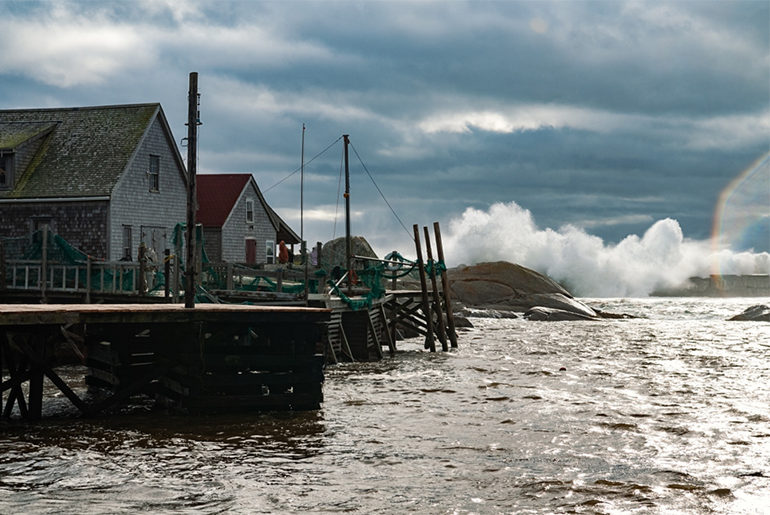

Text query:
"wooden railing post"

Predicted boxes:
[[164, 249, 171, 302], [40, 225, 48, 303], [138, 242, 147, 294], [85, 255, 92, 304]]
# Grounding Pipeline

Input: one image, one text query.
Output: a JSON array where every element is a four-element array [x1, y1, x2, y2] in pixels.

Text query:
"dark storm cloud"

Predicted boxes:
[[0, 0, 767, 257]]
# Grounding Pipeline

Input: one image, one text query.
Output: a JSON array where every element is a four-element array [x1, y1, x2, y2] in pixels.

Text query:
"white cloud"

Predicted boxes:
[[0, 8, 154, 86]]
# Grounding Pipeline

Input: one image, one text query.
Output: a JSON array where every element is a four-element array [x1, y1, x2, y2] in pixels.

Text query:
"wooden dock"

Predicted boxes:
[[0, 303, 330, 419]]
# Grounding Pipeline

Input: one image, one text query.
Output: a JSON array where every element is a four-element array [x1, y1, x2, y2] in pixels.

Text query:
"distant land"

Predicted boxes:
[[652, 275, 770, 297]]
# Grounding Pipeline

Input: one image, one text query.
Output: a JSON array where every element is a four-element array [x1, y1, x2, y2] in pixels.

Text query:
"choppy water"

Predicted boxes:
[[1, 297, 769, 514]]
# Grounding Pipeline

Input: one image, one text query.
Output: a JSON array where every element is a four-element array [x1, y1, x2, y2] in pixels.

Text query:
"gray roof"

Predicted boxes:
[[0, 103, 177, 199]]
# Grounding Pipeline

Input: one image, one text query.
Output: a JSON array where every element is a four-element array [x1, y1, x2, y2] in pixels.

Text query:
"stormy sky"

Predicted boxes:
[[1, 0, 768, 288]]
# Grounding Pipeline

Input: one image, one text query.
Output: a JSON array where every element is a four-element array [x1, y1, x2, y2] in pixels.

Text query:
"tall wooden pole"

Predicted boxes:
[[434, 222, 458, 348], [184, 72, 199, 309], [343, 135, 352, 295], [424, 226, 448, 351], [301, 124, 309, 300], [413, 224, 435, 352]]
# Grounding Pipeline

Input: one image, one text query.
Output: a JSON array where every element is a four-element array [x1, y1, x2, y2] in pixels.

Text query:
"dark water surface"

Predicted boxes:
[[1, 298, 768, 514]]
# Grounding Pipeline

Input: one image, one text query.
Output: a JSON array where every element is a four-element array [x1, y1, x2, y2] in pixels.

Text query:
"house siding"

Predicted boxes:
[[202, 227, 222, 263], [220, 185, 275, 264], [0, 200, 109, 257], [109, 116, 187, 261]]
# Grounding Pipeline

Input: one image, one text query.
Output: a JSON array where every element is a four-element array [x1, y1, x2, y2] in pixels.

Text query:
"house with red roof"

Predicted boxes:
[[196, 174, 299, 265]]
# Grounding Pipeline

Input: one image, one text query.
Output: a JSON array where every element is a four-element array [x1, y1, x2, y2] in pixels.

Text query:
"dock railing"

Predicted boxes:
[[2, 257, 163, 297]]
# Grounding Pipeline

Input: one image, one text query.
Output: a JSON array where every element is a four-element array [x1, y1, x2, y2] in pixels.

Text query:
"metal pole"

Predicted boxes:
[[184, 72, 199, 309], [343, 135, 352, 295]]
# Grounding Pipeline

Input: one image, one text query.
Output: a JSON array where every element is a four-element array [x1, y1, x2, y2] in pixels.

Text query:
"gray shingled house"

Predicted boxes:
[[0, 103, 187, 261], [197, 174, 300, 264]]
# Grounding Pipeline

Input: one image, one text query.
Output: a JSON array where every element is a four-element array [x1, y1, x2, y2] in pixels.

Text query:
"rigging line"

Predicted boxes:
[[262, 136, 343, 193], [348, 141, 414, 241]]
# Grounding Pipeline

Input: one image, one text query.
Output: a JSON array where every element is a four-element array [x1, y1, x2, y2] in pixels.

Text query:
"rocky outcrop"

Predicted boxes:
[[321, 236, 377, 269], [728, 305, 770, 322], [448, 261, 597, 318], [523, 307, 598, 321]]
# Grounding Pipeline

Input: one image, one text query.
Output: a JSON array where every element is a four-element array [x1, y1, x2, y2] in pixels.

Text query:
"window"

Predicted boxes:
[[246, 199, 254, 223], [149, 155, 160, 192], [265, 240, 275, 265], [122, 226, 132, 260], [0, 153, 12, 190]]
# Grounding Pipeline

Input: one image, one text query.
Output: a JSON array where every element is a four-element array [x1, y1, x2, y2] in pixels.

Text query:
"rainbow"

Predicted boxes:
[[711, 151, 770, 276]]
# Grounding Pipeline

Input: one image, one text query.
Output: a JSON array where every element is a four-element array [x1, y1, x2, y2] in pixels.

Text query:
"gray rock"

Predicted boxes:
[[728, 304, 770, 322], [524, 306, 598, 321], [448, 261, 596, 317]]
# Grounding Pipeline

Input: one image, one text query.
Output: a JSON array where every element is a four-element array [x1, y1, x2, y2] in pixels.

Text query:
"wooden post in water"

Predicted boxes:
[[434, 222, 458, 348], [184, 71, 199, 309], [424, 226, 448, 351], [413, 224, 435, 352]]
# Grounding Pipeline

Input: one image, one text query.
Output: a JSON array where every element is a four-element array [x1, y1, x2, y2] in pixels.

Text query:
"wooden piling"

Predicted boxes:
[[413, 224, 435, 352], [424, 226, 448, 351], [433, 222, 458, 348]]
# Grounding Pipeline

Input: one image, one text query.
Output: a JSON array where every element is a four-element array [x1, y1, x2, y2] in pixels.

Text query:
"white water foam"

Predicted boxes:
[[442, 201, 770, 297]]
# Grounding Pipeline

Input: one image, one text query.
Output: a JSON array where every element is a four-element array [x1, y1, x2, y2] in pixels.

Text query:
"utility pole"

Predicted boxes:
[[184, 72, 200, 309]]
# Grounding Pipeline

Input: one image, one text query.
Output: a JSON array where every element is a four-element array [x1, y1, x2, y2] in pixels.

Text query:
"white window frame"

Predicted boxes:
[[246, 198, 254, 223], [265, 239, 275, 265], [149, 155, 160, 192], [122, 226, 132, 260]]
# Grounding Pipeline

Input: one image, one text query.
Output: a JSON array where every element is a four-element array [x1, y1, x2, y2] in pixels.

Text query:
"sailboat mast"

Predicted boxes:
[[343, 134, 352, 295]]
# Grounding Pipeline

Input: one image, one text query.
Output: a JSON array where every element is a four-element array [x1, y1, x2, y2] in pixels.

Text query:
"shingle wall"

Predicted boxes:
[[221, 184, 276, 263], [109, 117, 187, 261], [0, 200, 109, 257]]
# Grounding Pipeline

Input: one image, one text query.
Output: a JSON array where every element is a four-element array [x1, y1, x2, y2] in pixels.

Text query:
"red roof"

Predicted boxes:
[[196, 174, 251, 227]]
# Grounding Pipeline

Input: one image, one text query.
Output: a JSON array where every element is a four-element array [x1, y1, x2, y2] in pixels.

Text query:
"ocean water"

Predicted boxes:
[[1, 297, 768, 514]]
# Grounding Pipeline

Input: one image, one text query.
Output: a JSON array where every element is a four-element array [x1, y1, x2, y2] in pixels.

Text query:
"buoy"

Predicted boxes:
[[384, 251, 405, 271], [559, 367, 566, 371]]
